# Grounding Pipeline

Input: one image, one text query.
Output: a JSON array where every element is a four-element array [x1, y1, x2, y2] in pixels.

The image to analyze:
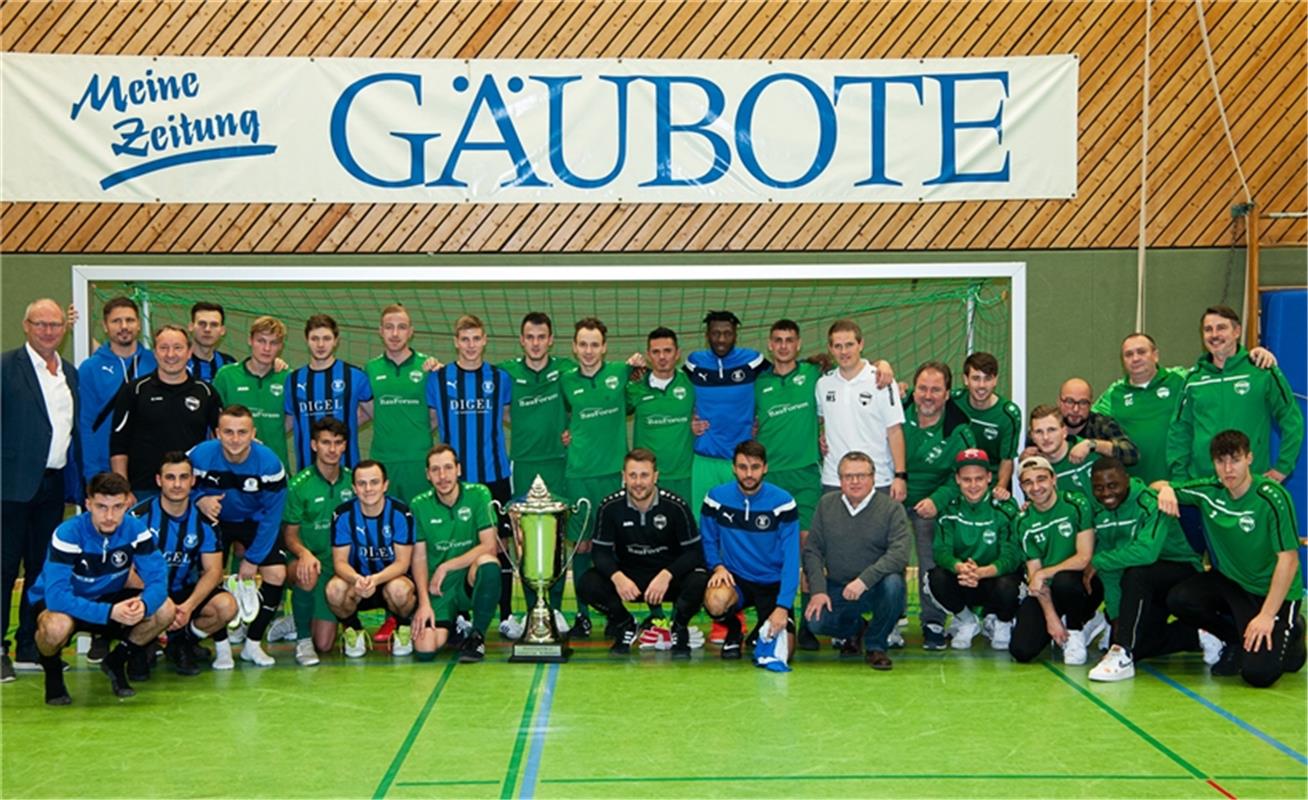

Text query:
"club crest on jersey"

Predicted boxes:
[[243, 477, 259, 492], [270, 383, 283, 396], [1124, 393, 1135, 407], [184, 532, 199, 549], [1156, 386, 1170, 399], [731, 369, 746, 383], [605, 375, 620, 389], [982, 529, 997, 544], [755, 514, 772, 530], [1233, 380, 1251, 396], [483, 380, 495, 394], [110, 550, 129, 568], [672, 386, 687, 400], [1238, 515, 1255, 532], [332, 379, 345, 392], [184, 396, 201, 411], [409, 370, 423, 382], [1058, 521, 1074, 537], [983, 427, 998, 440], [652, 514, 667, 530], [457, 506, 472, 522], [793, 374, 807, 386], [859, 392, 873, 406]]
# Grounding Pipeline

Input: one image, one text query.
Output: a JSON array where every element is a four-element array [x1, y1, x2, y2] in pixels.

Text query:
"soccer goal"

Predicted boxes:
[[71, 263, 1026, 413]]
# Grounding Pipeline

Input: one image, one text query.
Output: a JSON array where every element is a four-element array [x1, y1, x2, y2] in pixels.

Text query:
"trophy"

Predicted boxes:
[[494, 475, 591, 663]]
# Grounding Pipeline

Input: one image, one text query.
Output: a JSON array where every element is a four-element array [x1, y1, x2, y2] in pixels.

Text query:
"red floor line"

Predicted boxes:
[[1207, 778, 1237, 799]]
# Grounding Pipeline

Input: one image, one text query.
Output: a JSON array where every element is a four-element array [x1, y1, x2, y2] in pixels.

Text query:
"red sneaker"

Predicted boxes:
[[373, 616, 397, 644], [710, 621, 728, 645]]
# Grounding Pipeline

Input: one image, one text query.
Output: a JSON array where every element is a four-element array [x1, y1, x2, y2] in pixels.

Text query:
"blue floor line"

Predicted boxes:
[[1141, 664, 1308, 766], [518, 662, 561, 799]]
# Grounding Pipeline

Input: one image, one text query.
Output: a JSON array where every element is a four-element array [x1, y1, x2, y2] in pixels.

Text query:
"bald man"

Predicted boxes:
[[2, 299, 81, 680], [1023, 378, 1138, 469]]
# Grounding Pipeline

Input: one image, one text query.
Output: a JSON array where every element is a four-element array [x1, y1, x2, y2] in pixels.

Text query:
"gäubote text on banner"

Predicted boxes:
[[0, 54, 1078, 204]]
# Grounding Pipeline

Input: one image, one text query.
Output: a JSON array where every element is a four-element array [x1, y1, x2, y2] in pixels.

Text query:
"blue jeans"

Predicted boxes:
[[806, 572, 905, 651]]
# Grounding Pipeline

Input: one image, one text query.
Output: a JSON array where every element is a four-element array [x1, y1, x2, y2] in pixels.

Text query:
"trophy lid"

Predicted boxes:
[[505, 475, 572, 514]]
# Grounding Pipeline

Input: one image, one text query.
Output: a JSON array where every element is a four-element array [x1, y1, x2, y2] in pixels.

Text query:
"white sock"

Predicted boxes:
[[190, 622, 209, 641]]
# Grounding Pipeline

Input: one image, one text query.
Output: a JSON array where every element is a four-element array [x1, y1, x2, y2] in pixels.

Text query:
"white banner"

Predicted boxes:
[[1, 54, 1077, 204]]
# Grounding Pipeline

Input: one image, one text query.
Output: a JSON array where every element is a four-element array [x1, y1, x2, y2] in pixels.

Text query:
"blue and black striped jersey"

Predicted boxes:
[[188, 351, 235, 384], [425, 363, 512, 484], [331, 497, 416, 577], [284, 360, 373, 471], [131, 496, 220, 594]]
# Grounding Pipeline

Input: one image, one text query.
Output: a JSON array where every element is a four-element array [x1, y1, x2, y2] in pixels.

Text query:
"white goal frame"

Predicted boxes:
[[71, 262, 1027, 414]]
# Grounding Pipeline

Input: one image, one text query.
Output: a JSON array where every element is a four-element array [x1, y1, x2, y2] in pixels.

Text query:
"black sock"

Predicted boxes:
[[247, 581, 285, 641], [338, 612, 362, 631], [40, 654, 68, 700]]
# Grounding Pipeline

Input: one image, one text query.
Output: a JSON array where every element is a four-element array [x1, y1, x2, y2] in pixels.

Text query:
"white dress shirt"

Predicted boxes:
[[26, 342, 74, 470]]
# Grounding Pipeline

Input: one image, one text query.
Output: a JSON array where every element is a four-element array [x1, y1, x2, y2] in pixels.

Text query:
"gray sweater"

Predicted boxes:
[[803, 490, 910, 595]]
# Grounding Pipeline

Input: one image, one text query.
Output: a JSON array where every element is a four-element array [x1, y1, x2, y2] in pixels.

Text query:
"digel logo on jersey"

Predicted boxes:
[[184, 396, 201, 411]]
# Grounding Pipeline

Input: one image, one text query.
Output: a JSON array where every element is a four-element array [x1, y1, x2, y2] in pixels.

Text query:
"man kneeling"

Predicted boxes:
[[326, 460, 417, 658], [578, 449, 707, 658], [30, 473, 176, 704]]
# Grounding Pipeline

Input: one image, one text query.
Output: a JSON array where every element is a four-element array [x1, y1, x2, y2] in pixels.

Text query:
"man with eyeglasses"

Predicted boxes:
[[1023, 378, 1137, 469], [2, 299, 81, 681]]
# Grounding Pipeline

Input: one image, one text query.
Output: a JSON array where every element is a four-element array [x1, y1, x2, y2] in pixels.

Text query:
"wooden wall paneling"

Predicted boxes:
[[119, 0, 180, 54], [423, 0, 491, 56], [764, 0, 827, 57], [28, 204, 85, 252], [221, 203, 279, 251], [307, 0, 371, 56], [284, 1, 350, 56], [326, 1, 391, 56], [121, 204, 177, 252], [545, 0, 602, 57], [655, 204, 712, 251], [438, 205, 498, 252], [59, 2, 120, 53], [183, 203, 246, 252], [410, 205, 472, 251], [148, 2, 205, 54], [266, 204, 327, 252], [82, 1, 142, 53], [681, 1, 748, 60], [245, 1, 314, 56], [10, 1, 63, 51], [356, 1, 425, 57], [591, 0, 656, 56], [75, 204, 139, 252], [311, 203, 367, 251], [636, 204, 694, 250], [1, 2, 34, 46], [54, 203, 116, 252], [2, 203, 51, 251], [335, 204, 397, 250], [238, 203, 290, 251], [5, 203, 51, 251], [388, 0, 448, 57], [31, 2, 91, 52], [459, 205, 517, 250], [555, 0, 621, 57], [454, 0, 518, 58], [696, 205, 756, 251], [151, 2, 219, 55], [140, 203, 201, 251], [191, 1, 257, 54]]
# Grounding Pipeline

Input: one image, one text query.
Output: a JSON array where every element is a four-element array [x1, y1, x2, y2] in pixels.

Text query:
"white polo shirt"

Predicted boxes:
[[817, 361, 904, 487]]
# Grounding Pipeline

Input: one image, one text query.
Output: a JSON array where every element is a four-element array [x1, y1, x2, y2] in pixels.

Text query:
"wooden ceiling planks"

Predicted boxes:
[[1, 0, 1302, 253]]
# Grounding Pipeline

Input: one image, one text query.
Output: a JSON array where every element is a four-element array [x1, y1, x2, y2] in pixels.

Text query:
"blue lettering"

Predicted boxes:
[[636, 76, 730, 188], [735, 73, 835, 189], [833, 75, 924, 187], [923, 71, 1010, 185], [532, 75, 634, 189], [70, 69, 199, 120], [330, 72, 439, 189], [111, 117, 149, 157], [428, 75, 548, 188]]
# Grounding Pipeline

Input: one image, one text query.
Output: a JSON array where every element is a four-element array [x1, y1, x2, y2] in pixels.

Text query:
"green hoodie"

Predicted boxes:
[[933, 491, 1022, 575], [1093, 367, 1187, 483]]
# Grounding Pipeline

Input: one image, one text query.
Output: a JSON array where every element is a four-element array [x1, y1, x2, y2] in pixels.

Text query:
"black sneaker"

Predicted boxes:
[[101, 645, 136, 698], [127, 644, 152, 682], [721, 628, 743, 660], [0, 653, 14, 684], [572, 614, 593, 639], [42, 656, 70, 705], [922, 623, 948, 651], [670, 623, 691, 660], [87, 635, 110, 664], [609, 619, 639, 656], [796, 625, 821, 652], [170, 635, 201, 677], [1210, 643, 1242, 677], [190, 641, 213, 662], [458, 631, 486, 663]]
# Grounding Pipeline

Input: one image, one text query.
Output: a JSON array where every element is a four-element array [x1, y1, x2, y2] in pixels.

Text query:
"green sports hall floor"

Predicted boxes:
[[2, 598, 1305, 800]]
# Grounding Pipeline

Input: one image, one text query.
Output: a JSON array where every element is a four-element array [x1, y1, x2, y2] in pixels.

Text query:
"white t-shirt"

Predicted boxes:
[[817, 361, 904, 487]]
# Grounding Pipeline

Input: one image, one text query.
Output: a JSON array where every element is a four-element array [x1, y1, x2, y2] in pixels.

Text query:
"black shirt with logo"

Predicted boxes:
[[110, 373, 221, 489]]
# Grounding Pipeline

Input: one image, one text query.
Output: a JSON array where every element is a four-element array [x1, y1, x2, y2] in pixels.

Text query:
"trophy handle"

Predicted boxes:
[[558, 496, 592, 582], [491, 500, 524, 580]]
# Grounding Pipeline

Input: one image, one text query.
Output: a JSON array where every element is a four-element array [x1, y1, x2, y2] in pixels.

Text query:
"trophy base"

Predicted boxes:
[[509, 641, 572, 663]]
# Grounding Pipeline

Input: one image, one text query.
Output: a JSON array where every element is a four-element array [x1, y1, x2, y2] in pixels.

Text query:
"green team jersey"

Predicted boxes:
[[933, 491, 1022, 575], [1046, 438, 1099, 503], [753, 362, 820, 473], [627, 370, 695, 480], [903, 399, 977, 506], [1090, 478, 1200, 617], [951, 388, 1023, 474], [1174, 475, 1304, 600], [1017, 491, 1092, 568], [213, 359, 291, 467], [409, 482, 496, 568], [1167, 347, 1304, 480], [366, 351, 433, 462], [1093, 367, 1187, 483], [561, 362, 629, 478], [283, 465, 355, 554], [500, 356, 575, 462]]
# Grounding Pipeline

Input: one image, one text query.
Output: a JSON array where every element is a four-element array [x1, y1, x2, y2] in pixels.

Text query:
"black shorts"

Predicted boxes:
[[217, 520, 287, 567], [354, 589, 398, 613], [732, 577, 788, 620], [169, 584, 229, 614], [486, 478, 513, 539], [35, 588, 143, 642]]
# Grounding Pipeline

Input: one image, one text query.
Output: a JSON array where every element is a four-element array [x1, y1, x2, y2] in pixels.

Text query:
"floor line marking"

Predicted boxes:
[[538, 773, 1257, 785], [518, 663, 561, 800], [1141, 663, 1308, 767], [1041, 661, 1234, 797], [500, 663, 545, 800], [372, 659, 459, 799], [394, 780, 502, 787]]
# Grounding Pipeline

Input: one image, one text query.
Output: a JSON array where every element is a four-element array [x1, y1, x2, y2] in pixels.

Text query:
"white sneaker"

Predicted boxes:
[[1089, 644, 1135, 682], [342, 627, 368, 658], [951, 609, 980, 650], [267, 615, 298, 643], [455, 614, 474, 639], [498, 615, 524, 641], [982, 613, 997, 640], [1063, 629, 1088, 665], [686, 625, 705, 649], [226, 576, 260, 624], [391, 625, 414, 657], [552, 610, 572, 634], [295, 638, 320, 666], [240, 640, 275, 667], [228, 623, 247, 645], [887, 628, 906, 649], [1082, 611, 1109, 652], [990, 619, 1013, 651], [212, 640, 235, 670], [1198, 628, 1224, 666]]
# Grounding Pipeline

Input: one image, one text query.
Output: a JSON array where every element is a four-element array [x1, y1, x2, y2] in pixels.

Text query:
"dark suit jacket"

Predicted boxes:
[[2, 345, 81, 503]]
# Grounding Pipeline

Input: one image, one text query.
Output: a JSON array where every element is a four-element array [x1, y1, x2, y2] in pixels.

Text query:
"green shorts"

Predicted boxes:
[[767, 464, 821, 530], [513, 457, 567, 497], [383, 458, 430, 506], [691, 455, 737, 521], [658, 477, 693, 508], [431, 568, 473, 623], [290, 547, 337, 623], [563, 473, 621, 541]]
